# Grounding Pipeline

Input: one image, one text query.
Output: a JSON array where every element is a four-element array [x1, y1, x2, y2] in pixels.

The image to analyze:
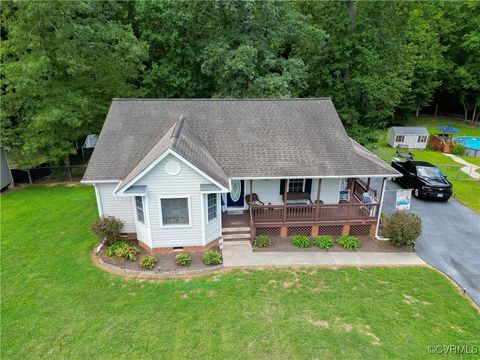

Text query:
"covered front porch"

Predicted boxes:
[[222, 177, 382, 239]]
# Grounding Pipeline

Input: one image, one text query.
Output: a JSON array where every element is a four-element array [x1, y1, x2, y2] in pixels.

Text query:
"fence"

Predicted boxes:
[[435, 164, 479, 181], [11, 165, 87, 184]]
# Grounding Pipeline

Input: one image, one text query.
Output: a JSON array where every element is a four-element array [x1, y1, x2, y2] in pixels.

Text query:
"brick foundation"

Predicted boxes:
[[137, 237, 222, 254]]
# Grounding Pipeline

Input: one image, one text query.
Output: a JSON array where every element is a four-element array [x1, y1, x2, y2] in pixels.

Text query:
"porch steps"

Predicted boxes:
[[222, 227, 251, 242], [222, 227, 250, 233]]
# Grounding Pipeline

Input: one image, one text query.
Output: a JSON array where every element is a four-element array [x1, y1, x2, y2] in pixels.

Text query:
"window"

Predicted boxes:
[[207, 193, 217, 222], [418, 135, 427, 143], [135, 196, 145, 224], [395, 135, 405, 143], [288, 179, 304, 193], [160, 197, 190, 226]]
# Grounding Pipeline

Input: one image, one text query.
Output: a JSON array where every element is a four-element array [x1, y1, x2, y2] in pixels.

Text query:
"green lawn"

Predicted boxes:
[[369, 117, 480, 213], [1, 185, 479, 359]]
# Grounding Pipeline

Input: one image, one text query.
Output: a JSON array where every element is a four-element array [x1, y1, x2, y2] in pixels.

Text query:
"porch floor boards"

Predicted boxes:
[[222, 211, 250, 228]]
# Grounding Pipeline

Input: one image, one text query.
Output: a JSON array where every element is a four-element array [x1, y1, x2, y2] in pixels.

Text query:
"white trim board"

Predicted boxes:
[[115, 148, 230, 196], [158, 195, 193, 228]]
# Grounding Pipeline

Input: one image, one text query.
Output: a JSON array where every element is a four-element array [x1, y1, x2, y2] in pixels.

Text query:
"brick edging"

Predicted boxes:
[[91, 250, 223, 279]]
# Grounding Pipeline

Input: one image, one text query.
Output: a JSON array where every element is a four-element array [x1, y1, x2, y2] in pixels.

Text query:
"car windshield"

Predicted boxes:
[[416, 166, 443, 178]]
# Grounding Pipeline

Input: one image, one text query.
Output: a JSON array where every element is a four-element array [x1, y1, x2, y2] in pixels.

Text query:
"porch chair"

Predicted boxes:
[[245, 193, 264, 207]]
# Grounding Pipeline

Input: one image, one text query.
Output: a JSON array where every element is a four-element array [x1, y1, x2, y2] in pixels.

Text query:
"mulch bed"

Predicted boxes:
[[99, 240, 221, 273], [254, 236, 414, 253]]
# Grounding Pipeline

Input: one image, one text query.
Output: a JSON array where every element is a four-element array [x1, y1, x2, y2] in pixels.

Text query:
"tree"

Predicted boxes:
[[441, 2, 480, 122], [1, 1, 147, 166], [298, 1, 412, 130], [403, 2, 446, 117], [136, 0, 325, 98]]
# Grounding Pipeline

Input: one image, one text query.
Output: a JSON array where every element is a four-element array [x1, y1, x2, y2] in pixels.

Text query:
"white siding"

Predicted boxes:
[[242, 178, 341, 206], [245, 180, 283, 205], [95, 183, 136, 232], [204, 193, 221, 243], [135, 153, 214, 248], [319, 178, 341, 204]]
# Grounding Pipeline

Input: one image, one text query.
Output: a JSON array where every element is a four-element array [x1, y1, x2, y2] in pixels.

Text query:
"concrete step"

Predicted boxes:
[[223, 237, 251, 242], [223, 233, 251, 240], [222, 226, 250, 233]]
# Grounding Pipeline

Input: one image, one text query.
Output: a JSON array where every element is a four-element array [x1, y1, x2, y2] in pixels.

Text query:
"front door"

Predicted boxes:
[[226, 179, 244, 207]]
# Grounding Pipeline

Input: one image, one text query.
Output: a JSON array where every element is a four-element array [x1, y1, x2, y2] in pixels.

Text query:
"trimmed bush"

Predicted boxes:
[[140, 255, 157, 269], [175, 253, 192, 267], [253, 235, 272, 248], [313, 235, 334, 249], [106, 240, 139, 260], [90, 216, 124, 245], [337, 236, 361, 251], [452, 143, 465, 155], [291, 235, 311, 248], [383, 211, 422, 246], [202, 250, 222, 265]]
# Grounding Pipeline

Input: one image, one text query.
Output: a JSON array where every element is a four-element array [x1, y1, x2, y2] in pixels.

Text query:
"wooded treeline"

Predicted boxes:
[[1, 0, 479, 166]]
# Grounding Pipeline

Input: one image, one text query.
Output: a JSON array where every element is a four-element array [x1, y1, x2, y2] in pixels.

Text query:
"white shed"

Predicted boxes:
[[387, 127, 429, 149]]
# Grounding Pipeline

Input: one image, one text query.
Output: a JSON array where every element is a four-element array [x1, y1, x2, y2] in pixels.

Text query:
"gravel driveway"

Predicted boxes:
[[371, 178, 480, 305]]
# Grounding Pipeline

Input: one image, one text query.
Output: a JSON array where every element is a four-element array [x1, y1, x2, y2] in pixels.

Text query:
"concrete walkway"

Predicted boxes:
[[443, 153, 480, 179], [223, 241, 425, 268]]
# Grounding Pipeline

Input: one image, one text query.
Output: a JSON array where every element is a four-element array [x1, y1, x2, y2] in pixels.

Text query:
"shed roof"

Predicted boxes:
[[83, 99, 399, 188], [391, 127, 429, 135]]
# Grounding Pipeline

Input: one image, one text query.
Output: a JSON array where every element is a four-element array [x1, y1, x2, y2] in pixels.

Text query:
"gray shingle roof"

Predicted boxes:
[[83, 99, 399, 188], [391, 127, 429, 135]]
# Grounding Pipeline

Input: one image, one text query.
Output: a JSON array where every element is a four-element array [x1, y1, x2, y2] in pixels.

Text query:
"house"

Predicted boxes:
[[387, 127, 429, 149], [1, 146, 13, 190], [82, 99, 401, 253]]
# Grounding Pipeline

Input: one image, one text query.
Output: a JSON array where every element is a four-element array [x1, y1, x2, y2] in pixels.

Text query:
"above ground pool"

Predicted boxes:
[[453, 136, 480, 158]]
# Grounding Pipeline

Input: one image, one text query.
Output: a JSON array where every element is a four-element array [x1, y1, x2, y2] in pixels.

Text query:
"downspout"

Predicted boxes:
[[375, 177, 390, 241]]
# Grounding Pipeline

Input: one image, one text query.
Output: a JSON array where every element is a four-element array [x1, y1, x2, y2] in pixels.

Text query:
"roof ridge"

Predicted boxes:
[[171, 115, 185, 148], [111, 97, 332, 102]]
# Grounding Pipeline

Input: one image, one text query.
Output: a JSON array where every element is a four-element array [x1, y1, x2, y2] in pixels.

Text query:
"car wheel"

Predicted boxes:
[[414, 188, 421, 199]]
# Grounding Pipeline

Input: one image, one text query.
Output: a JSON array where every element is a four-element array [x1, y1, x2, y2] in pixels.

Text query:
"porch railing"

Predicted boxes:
[[250, 202, 378, 225]]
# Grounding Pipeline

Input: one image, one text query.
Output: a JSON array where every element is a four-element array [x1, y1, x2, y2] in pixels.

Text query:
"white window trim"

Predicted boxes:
[[158, 195, 192, 228], [135, 196, 145, 224], [206, 193, 218, 224], [287, 179, 305, 192]]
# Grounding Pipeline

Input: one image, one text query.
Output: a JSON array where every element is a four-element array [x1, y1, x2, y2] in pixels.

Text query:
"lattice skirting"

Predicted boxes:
[[253, 224, 374, 238], [318, 225, 343, 236], [287, 226, 312, 236], [349, 225, 371, 237], [256, 227, 280, 237]]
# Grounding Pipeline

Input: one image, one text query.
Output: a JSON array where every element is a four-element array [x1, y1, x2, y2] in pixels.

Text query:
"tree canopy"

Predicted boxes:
[[1, 0, 478, 165]]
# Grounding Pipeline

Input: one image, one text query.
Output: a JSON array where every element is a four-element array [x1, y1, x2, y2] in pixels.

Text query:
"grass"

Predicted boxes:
[[369, 116, 480, 213], [1, 185, 479, 359]]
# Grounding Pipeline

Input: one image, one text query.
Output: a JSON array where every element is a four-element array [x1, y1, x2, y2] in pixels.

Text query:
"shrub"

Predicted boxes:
[[452, 143, 465, 155], [383, 211, 422, 246], [90, 216, 124, 245], [202, 250, 222, 265], [106, 240, 139, 260], [175, 253, 192, 267], [115, 244, 140, 260], [253, 235, 271, 248], [337, 236, 361, 251], [105, 240, 128, 257], [291, 235, 311, 248], [140, 255, 157, 269], [313, 235, 334, 249]]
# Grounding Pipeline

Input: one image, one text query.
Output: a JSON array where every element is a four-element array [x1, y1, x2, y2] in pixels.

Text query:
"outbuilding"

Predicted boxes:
[[387, 127, 429, 149]]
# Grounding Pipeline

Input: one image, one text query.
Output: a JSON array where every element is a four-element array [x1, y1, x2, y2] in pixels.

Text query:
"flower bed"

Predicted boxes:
[[253, 236, 413, 253], [99, 240, 222, 273]]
